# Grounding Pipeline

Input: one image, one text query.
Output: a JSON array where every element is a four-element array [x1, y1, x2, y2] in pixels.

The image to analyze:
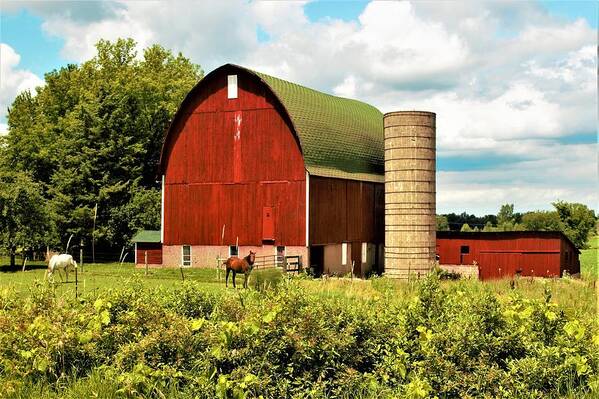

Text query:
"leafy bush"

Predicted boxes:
[[0, 275, 597, 398]]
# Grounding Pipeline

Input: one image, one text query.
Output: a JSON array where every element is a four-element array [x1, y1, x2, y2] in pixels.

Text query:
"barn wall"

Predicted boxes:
[[437, 234, 564, 280], [309, 176, 384, 245], [162, 68, 306, 247], [135, 243, 162, 265], [162, 245, 307, 268]]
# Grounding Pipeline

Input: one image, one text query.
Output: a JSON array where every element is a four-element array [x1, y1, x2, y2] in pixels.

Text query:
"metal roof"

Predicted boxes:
[[131, 230, 161, 243], [251, 68, 384, 182]]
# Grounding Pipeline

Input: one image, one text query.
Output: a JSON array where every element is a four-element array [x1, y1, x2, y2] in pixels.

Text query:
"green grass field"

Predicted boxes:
[[580, 235, 598, 279]]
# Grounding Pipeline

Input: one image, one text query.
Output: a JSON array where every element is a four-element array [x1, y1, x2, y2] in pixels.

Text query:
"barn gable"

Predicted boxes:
[[159, 64, 384, 182]]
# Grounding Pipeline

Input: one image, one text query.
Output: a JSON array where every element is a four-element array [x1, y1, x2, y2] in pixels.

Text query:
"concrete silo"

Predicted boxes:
[[384, 111, 436, 278]]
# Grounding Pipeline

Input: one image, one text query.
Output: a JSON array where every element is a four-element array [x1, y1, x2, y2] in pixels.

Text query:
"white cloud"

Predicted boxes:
[[437, 143, 597, 214], [6, 0, 598, 212], [0, 43, 44, 132]]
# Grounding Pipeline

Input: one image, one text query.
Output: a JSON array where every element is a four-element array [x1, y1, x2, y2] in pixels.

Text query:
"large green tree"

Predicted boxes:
[[552, 201, 596, 249], [0, 171, 56, 267], [4, 39, 202, 248], [521, 210, 564, 232]]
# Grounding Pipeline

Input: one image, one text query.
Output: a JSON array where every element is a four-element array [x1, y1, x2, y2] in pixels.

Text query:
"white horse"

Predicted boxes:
[[45, 251, 77, 282]]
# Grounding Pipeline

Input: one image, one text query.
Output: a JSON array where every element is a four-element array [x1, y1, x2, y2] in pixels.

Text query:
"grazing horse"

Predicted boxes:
[[224, 251, 256, 288], [45, 251, 78, 282]]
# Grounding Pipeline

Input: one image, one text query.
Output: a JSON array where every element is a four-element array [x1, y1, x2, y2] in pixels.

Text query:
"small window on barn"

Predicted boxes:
[[460, 245, 469, 254], [227, 75, 238, 99], [182, 245, 192, 267], [229, 245, 239, 257], [361, 242, 367, 263], [342, 243, 348, 265]]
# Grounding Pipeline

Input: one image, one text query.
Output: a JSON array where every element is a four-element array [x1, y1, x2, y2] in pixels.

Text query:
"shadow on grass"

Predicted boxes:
[[0, 263, 48, 273]]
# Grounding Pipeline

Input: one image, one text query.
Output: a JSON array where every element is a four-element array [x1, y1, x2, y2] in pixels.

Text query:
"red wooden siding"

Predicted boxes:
[[436, 232, 580, 280], [136, 243, 162, 265], [162, 68, 305, 246], [309, 176, 384, 246]]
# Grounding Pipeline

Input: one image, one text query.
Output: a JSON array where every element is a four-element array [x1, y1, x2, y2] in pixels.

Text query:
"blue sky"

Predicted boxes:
[[0, 0, 596, 214]]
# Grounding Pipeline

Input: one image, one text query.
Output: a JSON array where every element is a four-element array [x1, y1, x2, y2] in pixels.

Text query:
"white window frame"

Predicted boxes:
[[182, 245, 192, 267], [229, 245, 239, 257], [361, 242, 367, 264], [341, 242, 348, 265], [227, 75, 238, 99]]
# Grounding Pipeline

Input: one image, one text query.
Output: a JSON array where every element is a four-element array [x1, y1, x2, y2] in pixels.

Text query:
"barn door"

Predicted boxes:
[[262, 206, 275, 241], [351, 242, 362, 277]]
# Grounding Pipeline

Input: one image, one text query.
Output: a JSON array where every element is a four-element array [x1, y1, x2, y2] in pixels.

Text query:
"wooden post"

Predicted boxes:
[[144, 251, 148, 276], [119, 246, 125, 265], [179, 266, 185, 281], [79, 240, 84, 273], [21, 256, 28, 272], [75, 263, 78, 299]]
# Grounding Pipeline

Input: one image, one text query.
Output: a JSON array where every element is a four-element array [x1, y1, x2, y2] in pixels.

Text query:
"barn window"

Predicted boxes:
[[227, 75, 238, 99], [229, 246, 239, 257], [342, 243, 348, 265], [460, 245, 469, 254], [361, 242, 367, 263], [182, 245, 192, 267]]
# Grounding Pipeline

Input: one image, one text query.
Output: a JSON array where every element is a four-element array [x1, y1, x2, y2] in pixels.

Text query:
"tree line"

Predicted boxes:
[[436, 202, 597, 249], [0, 39, 202, 267]]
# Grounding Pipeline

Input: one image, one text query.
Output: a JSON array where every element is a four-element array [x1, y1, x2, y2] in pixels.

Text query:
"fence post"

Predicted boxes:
[[75, 263, 78, 299], [145, 251, 148, 276], [80, 240, 84, 273], [21, 256, 28, 272]]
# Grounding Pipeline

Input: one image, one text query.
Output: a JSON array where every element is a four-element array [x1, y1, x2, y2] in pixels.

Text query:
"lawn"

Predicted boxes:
[[580, 235, 598, 280]]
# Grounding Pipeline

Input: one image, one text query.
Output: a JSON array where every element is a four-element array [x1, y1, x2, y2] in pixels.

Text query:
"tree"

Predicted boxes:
[[4, 38, 202, 248], [0, 171, 56, 267], [460, 223, 473, 232], [436, 215, 449, 231], [522, 211, 564, 231], [482, 221, 495, 232], [552, 201, 596, 249]]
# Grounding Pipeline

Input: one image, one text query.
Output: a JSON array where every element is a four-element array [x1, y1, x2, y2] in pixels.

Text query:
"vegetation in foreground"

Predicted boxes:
[[0, 271, 597, 399]]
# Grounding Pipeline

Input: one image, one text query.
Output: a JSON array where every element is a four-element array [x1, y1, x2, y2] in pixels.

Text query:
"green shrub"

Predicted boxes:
[[1, 275, 597, 398]]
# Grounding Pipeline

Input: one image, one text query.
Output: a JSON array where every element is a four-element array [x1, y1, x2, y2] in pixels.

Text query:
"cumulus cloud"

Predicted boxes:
[[3, 0, 596, 212], [0, 43, 44, 135]]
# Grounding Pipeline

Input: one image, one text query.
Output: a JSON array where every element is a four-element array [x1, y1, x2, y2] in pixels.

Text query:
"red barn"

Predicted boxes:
[[436, 231, 580, 280], [155, 64, 384, 275]]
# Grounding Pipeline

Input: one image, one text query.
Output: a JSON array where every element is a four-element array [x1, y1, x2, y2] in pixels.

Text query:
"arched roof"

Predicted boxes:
[[160, 64, 384, 182]]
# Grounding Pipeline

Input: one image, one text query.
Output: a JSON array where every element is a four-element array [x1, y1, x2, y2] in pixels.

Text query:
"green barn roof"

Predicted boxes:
[[250, 68, 384, 182], [131, 230, 161, 243]]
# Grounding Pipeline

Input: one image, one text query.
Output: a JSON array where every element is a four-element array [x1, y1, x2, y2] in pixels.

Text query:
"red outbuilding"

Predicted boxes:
[[154, 64, 384, 275], [436, 231, 580, 280]]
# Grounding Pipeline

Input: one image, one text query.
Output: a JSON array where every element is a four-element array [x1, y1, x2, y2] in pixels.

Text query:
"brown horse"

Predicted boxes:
[[224, 251, 256, 288]]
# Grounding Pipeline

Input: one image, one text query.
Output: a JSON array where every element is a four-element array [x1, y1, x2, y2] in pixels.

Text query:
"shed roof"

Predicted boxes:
[[160, 64, 384, 182], [131, 230, 161, 243]]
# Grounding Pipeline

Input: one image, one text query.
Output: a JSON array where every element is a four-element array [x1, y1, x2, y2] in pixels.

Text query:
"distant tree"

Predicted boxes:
[[522, 211, 564, 231], [0, 171, 56, 267], [552, 201, 596, 249], [460, 223, 473, 232], [497, 203, 515, 225], [4, 38, 202, 248], [482, 221, 495, 232], [436, 215, 449, 231]]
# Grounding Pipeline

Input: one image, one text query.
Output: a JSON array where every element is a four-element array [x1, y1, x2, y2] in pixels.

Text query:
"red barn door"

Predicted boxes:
[[263, 206, 275, 241]]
